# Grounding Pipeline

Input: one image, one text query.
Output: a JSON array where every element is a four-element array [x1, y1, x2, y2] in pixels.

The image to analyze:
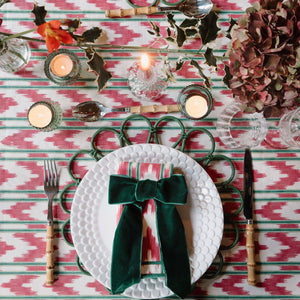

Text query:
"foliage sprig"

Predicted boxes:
[[0, 2, 226, 92]]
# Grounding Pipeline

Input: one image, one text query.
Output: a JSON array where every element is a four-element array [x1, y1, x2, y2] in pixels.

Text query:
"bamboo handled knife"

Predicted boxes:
[[243, 148, 256, 285]]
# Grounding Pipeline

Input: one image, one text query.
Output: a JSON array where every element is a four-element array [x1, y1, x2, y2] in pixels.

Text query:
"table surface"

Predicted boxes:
[[1, 0, 299, 299]]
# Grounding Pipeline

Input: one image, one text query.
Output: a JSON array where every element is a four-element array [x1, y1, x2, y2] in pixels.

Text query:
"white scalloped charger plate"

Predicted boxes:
[[71, 144, 224, 299]]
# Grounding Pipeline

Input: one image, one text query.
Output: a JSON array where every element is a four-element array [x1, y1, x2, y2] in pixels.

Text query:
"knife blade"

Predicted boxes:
[[243, 148, 256, 285]]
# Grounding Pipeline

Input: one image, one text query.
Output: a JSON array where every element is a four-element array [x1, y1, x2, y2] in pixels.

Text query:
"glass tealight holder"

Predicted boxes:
[[216, 101, 268, 149], [27, 100, 62, 132], [0, 34, 31, 73], [127, 60, 168, 101], [44, 49, 81, 86], [279, 107, 300, 148], [177, 84, 213, 120]]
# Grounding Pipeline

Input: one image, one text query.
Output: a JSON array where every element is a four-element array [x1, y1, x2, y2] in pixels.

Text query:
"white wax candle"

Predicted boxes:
[[140, 54, 151, 71], [50, 54, 73, 77], [28, 103, 53, 128], [185, 95, 208, 119]]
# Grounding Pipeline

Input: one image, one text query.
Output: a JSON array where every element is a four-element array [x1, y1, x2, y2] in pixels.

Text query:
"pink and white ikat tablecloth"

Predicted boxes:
[[0, 0, 299, 299]]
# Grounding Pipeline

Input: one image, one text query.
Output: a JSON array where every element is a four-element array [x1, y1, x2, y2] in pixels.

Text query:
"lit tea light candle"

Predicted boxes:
[[140, 53, 151, 71], [128, 53, 168, 100], [50, 53, 74, 77], [185, 95, 208, 119], [28, 103, 53, 129]]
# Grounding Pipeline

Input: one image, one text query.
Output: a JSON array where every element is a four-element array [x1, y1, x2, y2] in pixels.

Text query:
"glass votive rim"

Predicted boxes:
[[0, 34, 31, 73], [279, 107, 300, 148], [177, 84, 213, 120], [127, 61, 168, 101], [27, 100, 62, 132], [216, 101, 268, 149], [44, 49, 81, 86]]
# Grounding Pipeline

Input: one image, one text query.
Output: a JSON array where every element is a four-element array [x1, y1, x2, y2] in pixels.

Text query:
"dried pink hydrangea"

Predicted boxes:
[[227, 0, 300, 116]]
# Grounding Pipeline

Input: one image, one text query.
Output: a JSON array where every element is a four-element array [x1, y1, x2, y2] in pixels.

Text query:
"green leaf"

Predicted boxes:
[[163, 60, 176, 83], [165, 37, 176, 44], [176, 25, 186, 47], [180, 18, 198, 28], [223, 64, 233, 88], [185, 28, 198, 37], [0, 0, 10, 9], [31, 4, 47, 26], [175, 58, 184, 71], [85, 48, 112, 92], [149, 21, 160, 36], [81, 27, 102, 42], [198, 11, 220, 45], [60, 19, 81, 33], [147, 30, 155, 35], [167, 27, 171, 37], [167, 13, 176, 28], [226, 18, 237, 38], [190, 59, 211, 88], [204, 48, 217, 67]]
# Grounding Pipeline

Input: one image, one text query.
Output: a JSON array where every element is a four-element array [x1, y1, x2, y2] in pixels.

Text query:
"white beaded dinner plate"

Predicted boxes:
[[71, 144, 224, 299]]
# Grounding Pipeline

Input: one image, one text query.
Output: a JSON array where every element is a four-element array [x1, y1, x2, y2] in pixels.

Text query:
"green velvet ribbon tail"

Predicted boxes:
[[156, 201, 191, 298], [109, 175, 191, 298], [110, 203, 143, 294]]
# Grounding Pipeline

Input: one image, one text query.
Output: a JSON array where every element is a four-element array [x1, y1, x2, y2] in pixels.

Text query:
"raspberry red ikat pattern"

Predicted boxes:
[[0, 0, 299, 300]]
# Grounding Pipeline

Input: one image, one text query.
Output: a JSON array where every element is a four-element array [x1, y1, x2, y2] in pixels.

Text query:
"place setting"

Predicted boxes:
[[0, 0, 299, 300], [70, 144, 224, 298]]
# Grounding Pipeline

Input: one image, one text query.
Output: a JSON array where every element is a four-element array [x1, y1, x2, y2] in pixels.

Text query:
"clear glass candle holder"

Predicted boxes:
[[0, 34, 31, 73], [279, 107, 300, 148], [177, 84, 213, 120], [27, 100, 62, 132], [44, 49, 81, 86], [127, 61, 168, 101], [216, 101, 268, 149]]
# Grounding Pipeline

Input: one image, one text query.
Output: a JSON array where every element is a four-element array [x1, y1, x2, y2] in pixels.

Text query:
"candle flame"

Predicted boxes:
[[140, 54, 151, 71]]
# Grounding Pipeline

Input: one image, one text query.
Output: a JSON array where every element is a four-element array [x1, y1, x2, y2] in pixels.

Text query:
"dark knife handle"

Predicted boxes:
[[246, 222, 256, 285]]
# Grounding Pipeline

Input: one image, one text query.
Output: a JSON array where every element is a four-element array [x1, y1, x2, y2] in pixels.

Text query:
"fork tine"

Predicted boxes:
[[49, 159, 54, 186], [44, 160, 52, 186], [52, 159, 58, 186], [49, 159, 57, 187], [45, 159, 50, 186], [44, 160, 46, 185], [44, 159, 59, 188]]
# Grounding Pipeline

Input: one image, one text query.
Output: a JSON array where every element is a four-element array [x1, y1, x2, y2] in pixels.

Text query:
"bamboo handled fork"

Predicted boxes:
[[43, 159, 59, 286]]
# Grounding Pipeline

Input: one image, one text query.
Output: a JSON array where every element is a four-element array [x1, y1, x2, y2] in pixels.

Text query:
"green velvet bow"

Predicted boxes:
[[108, 174, 191, 298]]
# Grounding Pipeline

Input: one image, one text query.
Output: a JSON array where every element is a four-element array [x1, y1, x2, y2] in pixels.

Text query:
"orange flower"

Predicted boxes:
[[37, 20, 73, 53]]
